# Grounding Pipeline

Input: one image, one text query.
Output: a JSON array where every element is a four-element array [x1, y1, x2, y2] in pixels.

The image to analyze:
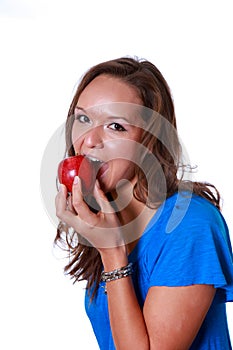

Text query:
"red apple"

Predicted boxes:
[[58, 155, 96, 194]]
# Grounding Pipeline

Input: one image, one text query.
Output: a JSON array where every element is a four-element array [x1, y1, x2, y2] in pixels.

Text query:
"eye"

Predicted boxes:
[[109, 123, 126, 132], [75, 114, 91, 124]]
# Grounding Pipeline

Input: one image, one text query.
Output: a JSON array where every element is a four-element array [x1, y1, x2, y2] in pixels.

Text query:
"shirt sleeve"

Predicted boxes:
[[146, 196, 233, 302]]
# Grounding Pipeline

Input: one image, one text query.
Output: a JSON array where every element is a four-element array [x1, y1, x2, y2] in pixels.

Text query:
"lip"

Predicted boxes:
[[97, 162, 109, 179]]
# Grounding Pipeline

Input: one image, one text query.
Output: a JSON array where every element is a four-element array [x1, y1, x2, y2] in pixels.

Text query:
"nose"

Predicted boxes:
[[83, 126, 104, 149]]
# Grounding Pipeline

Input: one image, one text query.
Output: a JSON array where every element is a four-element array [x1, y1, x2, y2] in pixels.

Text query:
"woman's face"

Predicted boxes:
[[71, 74, 145, 193]]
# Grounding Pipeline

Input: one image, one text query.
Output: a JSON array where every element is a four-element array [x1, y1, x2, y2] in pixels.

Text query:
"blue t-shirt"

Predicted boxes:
[[85, 192, 233, 349]]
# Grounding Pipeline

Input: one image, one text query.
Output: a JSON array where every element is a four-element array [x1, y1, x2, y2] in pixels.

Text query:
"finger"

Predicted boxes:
[[72, 176, 96, 221], [55, 184, 68, 219], [55, 184, 80, 227], [93, 180, 116, 214], [67, 195, 76, 213]]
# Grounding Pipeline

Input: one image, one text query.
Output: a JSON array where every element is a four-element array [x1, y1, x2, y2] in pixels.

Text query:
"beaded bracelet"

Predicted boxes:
[[101, 262, 133, 283]]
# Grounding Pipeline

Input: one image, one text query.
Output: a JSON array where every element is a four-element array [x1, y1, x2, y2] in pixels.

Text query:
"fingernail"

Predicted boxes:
[[73, 176, 79, 185], [95, 179, 100, 189]]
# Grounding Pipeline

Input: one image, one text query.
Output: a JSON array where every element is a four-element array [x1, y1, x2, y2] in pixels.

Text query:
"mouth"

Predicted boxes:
[[85, 155, 109, 179]]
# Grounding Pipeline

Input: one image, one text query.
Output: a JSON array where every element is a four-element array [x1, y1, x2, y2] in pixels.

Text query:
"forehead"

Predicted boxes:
[[77, 75, 142, 109]]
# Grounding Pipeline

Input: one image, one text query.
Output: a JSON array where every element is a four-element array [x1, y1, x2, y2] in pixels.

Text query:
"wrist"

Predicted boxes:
[[101, 262, 133, 283], [100, 246, 128, 271]]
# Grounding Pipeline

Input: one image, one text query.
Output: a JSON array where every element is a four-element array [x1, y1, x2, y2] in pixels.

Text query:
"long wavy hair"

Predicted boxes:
[[55, 56, 220, 299]]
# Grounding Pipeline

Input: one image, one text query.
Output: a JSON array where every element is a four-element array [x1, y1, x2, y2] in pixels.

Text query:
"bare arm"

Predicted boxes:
[[101, 249, 150, 350], [143, 284, 215, 349]]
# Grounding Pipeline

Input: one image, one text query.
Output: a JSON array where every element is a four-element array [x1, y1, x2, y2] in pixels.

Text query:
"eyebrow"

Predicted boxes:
[[75, 106, 87, 113], [74, 106, 131, 123]]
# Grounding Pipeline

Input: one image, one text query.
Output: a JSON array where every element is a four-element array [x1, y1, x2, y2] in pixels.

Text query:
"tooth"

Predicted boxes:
[[88, 156, 102, 162]]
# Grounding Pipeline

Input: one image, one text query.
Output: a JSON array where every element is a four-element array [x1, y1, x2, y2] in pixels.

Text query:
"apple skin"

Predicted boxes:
[[58, 155, 96, 194]]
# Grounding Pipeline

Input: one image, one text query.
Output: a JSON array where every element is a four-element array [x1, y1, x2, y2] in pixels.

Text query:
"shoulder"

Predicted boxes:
[[161, 191, 227, 235], [142, 192, 231, 259]]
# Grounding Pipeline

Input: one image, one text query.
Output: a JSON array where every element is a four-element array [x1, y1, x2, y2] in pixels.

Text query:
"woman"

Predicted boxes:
[[55, 57, 233, 349]]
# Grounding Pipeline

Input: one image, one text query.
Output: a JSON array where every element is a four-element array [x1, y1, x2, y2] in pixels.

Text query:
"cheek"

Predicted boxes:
[[71, 135, 80, 153], [71, 126, 84, 153], [106, 138, 143, 162], [72, 124, 79, 144]]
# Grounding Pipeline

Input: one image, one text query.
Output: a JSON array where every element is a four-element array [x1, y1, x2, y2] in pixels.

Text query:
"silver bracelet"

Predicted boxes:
[[101, 262, 133, 283]]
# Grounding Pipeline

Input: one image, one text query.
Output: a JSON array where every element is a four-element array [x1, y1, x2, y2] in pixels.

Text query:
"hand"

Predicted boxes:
[[55, 176, 126, 250]]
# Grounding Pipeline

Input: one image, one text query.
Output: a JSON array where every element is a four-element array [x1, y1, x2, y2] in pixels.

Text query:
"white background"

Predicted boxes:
[[0, 0, 232, 349]]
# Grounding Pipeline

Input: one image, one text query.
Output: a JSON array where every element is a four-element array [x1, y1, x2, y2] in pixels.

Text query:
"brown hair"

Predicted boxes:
[[55, 56, 220, 299]]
